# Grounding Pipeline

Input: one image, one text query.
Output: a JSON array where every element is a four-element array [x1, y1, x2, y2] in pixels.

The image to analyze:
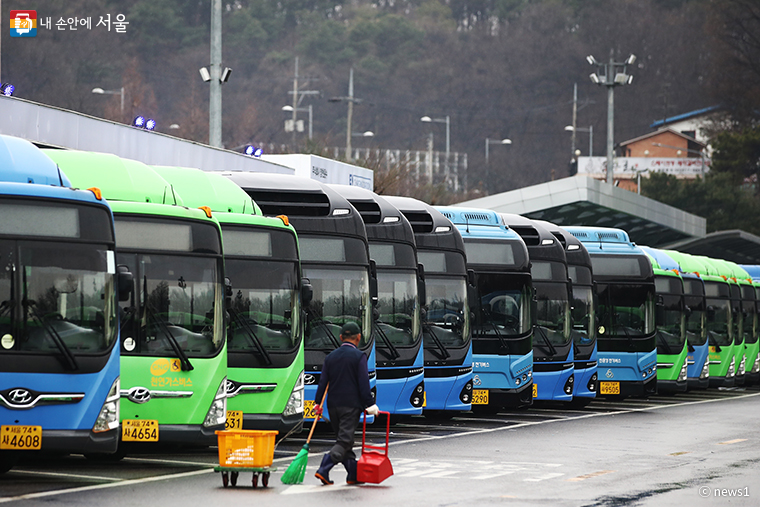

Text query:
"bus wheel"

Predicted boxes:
[[0, 456, 16, 474]]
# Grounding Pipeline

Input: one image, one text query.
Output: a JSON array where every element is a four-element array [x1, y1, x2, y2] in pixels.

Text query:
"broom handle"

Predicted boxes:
[[306, 384, 328, 445]]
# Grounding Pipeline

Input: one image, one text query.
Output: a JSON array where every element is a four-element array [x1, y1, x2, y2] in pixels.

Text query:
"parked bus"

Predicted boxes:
[[640, 247, 688, 393], [218, 173, 376, 421], [501, 215, 573, 402], [564, 227, 657, 398], [738, 264, 760, 383], [44, 150, 227, 450], [536, 222, 597, 405], [434, 207, 533, 410], [154, 167, 306, 434], [385, 196, 473, 415], [1, 137, 127, 472], [329, 186, 424, 416], [662, 251, 710, 389]]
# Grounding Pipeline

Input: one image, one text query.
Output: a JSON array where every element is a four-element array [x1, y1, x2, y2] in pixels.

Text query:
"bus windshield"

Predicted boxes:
[[375, 270, 420, 353], [685, 298, 707, 347], [571, 285, 595, 346], [118, 252, 224, 357], [423, 276, 470, 352], [596, 283, 655, 338], [655, 294, 686, 351], [534, 282, 571, 347], [706, 297, 732, 346], [303, 266, 370, 351], [473, 273, 531, 338], [226, 258, 300, 354], [0, 242, 117, 356]]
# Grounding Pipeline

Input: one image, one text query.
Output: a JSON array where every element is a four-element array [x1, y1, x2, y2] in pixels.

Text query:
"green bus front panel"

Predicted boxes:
[[708, 344, 736, 386], [120, 344, 227, 444], [657, 346, 688, 382]]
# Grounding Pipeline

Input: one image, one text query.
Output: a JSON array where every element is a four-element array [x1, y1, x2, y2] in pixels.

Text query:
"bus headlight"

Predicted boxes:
[[738, 356, 746, 376], [203, 377, 227, 427], [283, 371, 305, 417], [677, 362, 688, 382], [700, 357, 710, 379], [727, 357, 735, 377], [92, 377, 120, 433], [752, 356, 760, 374]]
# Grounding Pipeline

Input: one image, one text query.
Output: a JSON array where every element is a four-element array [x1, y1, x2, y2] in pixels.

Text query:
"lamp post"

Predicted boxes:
[[282, 104, 313, 140], [421, 115, 450, 182], [92, 87, 125, 116], [484, 138, 512, 185], [586, 51, 636, 186], [564, 125, 593, 157]]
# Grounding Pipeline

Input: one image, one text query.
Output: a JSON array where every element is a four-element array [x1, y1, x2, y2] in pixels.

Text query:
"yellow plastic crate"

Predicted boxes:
[[215, 429, 278, 468]]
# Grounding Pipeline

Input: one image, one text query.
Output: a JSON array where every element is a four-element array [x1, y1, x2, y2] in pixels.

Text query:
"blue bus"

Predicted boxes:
[[385, 196, 473, 415], [501, 215, 573, 402], [219, 174, 377, 421], [564, 227, 657, 398], [435, 207, 533, 410], [0, 136, 128, 472], [537, 222, 597, 406], [329, 186, 424, 416]]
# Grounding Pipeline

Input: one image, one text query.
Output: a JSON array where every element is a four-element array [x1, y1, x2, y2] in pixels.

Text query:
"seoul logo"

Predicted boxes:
[[605, 369, 614, 379], [472, 375, 482, 386], [127, 387, 151, 404], [8, 388, 33, 405]]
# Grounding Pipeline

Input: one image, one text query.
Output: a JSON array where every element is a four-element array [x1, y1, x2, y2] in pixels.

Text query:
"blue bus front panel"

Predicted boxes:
[[0, 348, 119, 453], [597, 349, 657, 397], [472, 352, 533, 408], [424, 345, 473, 411], [686, 342, 710, 389], [572, 342, 598, 399], [533, 350, 574, 402], [376, 346, 424, 415]]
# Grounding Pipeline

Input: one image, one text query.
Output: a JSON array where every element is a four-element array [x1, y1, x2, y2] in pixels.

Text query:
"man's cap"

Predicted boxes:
[[340, 321, 362, 336]]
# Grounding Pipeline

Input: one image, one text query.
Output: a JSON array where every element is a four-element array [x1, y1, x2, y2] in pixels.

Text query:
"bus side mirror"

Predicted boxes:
[[531, 288, 538, 326], [301, 278, 313, 306], [467, 269, 476, 288], [706, 305, 716, 322], [117, 265, 133, 302], [224, 277, 233, 306], [369, 260, 379, 307], [417, 263, 426, 308]]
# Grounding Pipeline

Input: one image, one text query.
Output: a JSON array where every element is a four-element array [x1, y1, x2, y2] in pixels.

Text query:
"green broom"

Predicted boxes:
[[281, 386, 328, 484]]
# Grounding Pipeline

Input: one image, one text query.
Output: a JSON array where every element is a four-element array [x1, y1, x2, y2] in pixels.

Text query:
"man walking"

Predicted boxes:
[[314, 321, 379, 485]]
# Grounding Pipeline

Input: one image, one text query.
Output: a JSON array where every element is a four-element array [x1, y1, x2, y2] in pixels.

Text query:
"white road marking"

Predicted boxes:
[[9, 470, 121, 482], [523, 473, 565, 482]]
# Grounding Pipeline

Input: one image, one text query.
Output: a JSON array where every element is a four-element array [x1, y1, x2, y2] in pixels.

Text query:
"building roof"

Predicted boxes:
[[649, 105, 721, 129], [619, 127, 706, 148], [455, 175, 706, 247]]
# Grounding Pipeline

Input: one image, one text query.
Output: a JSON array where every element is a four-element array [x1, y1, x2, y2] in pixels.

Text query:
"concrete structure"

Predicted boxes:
[[261, 153, 374, 189], [456, 175, 706, 247]]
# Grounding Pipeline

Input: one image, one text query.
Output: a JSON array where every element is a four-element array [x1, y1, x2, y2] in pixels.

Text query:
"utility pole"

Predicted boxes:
[[209, 0, 222, 148], [571, 83, 577, 164], [329, 68, 363, 162], [292, 57, 298, 150]]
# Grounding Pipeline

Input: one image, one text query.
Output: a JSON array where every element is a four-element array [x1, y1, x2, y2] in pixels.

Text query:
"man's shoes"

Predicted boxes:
[[315, 453, 335, 485], [343, 457, 364, 485]]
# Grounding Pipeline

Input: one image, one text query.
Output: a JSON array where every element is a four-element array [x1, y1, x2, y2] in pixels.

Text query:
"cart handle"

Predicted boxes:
[[361, 410, 390, 456]]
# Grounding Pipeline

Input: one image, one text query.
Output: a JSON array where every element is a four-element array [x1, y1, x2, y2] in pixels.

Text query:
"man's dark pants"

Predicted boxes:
[[327, 405, 362, 463]]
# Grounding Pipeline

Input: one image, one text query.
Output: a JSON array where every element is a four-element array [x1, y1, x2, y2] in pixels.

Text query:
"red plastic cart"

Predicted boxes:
[[356, 410, 394, 484]]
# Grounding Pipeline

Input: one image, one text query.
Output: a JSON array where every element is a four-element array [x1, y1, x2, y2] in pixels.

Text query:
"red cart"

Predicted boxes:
[[357, 410, 394, 484]]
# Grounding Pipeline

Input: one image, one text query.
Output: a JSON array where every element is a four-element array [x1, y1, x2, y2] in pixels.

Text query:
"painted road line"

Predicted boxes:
[[567, 470, 616, 482], [9, 469, 122, 482], [718, 438, 748, 445]]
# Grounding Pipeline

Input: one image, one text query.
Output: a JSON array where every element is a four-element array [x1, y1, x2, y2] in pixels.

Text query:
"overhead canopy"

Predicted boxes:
[[456, 176, 706, 248], [664, 230, 760, 264]]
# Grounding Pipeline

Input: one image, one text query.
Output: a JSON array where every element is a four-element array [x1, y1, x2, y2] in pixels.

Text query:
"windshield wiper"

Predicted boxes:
[[229, 308, 272, 365], [24, 300, 79, 371], [373, 322, 400, 359], [534, 326, 557, 356], [144, 302, 194, 371], [423, 323, 450, 359], [656, 331, 673, 354], [305, 308, 341, 348], [707, 330, 722, 352], [488, 321, 510, 350]]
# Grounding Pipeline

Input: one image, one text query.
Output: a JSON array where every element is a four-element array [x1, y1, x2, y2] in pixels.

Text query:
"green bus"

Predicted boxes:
[[154, 166, 306, 435], [44, 150, 227, 451], [641, 247, 688, 393]]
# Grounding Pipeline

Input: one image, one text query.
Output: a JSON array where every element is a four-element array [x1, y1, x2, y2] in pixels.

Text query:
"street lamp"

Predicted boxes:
[[564, 125, 593, 157], [421, 115, 451, 183], [92, 87, 125, 115], [352, 131, 374, 137], [586, 51, 636, 186], [484, 138, 512, 187], [282, 104, 313, 140]]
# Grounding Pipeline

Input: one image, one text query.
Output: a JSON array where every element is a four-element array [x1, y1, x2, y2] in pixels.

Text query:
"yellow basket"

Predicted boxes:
[[215, 429, 278, 468]]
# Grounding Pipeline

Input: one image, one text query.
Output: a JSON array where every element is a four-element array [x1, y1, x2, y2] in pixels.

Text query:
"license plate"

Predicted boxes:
[[0, 425, 41, 450], [225, 410, 243, 430], [599, 382, 620, 395], [472, 389, 489, 405], [122, 419, 158, 442], [304, 400, 318, 419], [532, 383, 538, 398]]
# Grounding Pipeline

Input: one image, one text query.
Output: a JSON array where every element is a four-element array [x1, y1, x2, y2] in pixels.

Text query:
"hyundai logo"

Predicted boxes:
[[127, 387, 151, 404], [225, 379, 236, 395], [304, 374, 317, 385], [8, 388, 33, 405]]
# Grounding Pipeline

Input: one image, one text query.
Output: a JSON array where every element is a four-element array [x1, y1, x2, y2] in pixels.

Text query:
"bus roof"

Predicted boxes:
[[218, 172, 367, 240], [501, 214, 566, 265], [383, 196, 465, 255], [563, 226, 642, 255], [0, 136, 70, 186], [328, 185, 415, 246], [640, 246, 680, 272], [153, 166, 261, 215], [43, 150, 183, 206], [532, 220, 592, 271]]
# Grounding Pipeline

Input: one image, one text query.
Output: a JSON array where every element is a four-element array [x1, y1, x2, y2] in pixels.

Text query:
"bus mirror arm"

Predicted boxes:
[[301, 278, 314, 306], [370, 260, 379, 307], [224, 277, 233, 307], [531, 292, 538, 326], [467, 269, 476, 288], [417, 263, 426, 308], [117, 265, 133, 302]]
